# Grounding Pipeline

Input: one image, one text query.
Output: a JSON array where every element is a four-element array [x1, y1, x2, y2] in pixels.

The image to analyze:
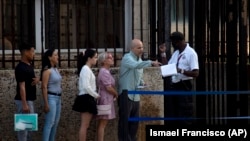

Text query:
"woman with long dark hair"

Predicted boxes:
[[72, 48, 100, 141], [41, 49, 62, 141]]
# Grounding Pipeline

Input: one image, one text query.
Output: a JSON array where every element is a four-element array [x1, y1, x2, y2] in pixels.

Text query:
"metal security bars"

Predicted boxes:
[[156, 0, 250, 125], [0, 0, 35, 68], [0, 0, 125, 69]]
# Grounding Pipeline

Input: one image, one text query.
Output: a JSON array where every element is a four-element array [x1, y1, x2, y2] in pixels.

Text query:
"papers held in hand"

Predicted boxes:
[[160, 63, 177, 77]]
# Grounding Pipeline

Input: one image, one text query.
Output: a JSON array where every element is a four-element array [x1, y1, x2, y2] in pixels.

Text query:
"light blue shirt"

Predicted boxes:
[[118, 51, 152, 101], [47, 67, 62, 94]]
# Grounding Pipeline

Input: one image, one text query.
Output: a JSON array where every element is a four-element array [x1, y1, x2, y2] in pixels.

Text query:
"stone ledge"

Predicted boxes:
[[0, 67, 163, 141]]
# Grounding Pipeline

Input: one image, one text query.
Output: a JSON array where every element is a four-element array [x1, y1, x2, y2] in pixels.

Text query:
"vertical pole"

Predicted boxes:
[[149, 0, 156, 60], [163, 0, 172, 125], [238, 0, 248, 124], [46, 0, 58, 50], [226, 0, 238, 125], [121, 89, 128, 141], [1, 0, 5, 68], [194, 0, 207, 124]]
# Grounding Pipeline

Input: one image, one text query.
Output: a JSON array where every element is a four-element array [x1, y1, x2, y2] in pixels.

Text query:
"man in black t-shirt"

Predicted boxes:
[[14, 42, 39, 141]]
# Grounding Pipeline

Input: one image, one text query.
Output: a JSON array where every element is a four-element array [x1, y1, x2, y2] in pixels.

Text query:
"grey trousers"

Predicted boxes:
[[15, 100, 35, 141], [118, 94, 140, 141]]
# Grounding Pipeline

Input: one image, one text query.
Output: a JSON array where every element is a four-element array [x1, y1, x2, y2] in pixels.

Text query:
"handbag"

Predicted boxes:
[[14, 113, 38, 131], [97, 104, 111, 115]]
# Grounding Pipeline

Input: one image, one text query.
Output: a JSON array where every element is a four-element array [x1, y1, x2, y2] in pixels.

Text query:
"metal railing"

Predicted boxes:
[[120, 89, 250, 140]]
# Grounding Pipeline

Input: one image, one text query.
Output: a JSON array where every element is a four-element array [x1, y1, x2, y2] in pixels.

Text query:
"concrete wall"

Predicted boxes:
[[0, 67, 164, 141]]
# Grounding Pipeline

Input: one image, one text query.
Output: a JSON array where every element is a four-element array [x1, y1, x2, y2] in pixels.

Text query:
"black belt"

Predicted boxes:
[[48, 92, 61, 96]]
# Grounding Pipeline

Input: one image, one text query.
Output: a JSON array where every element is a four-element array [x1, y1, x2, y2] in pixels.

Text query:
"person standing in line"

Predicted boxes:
[[41, 49, 62, 141], [165, 31, 199, 125], [72, 48, 100, 141], [14, 42, 39, 141], [96, 52, 118, 141], [118, 39, 161, 141]]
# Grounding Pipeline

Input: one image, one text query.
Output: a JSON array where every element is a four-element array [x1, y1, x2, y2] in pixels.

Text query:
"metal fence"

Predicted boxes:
[[0, 0, 125, 68], [149, 0, 250, 124]]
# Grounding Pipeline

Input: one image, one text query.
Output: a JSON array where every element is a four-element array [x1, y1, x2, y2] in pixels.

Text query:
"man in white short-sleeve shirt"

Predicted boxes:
[[166, 31, 199, 125]]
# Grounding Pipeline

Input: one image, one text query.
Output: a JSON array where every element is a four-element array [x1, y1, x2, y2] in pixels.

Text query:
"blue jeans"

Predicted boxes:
[[42, 95, 61, 141], [15, 100, 35, 141]]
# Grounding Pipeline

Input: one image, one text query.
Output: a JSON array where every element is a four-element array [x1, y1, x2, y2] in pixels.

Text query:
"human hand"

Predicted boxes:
[[177, 68, 184, 74], [44, 104, 50, 113], [177, 67, 181, 73], [22, 104, 30, 113], [151, 61, 162, 67], [96, 95, 101, 99], [159, 43, 166, 53], [31, 77, 40, 86], [114, 93, 118, 100]]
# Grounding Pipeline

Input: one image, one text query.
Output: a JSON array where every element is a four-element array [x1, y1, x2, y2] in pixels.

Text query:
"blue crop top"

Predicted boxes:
[[47, 67, 62, 94]]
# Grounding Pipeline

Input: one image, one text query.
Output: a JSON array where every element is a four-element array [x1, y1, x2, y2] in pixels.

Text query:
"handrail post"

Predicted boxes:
[[121, 89, 128, 141]]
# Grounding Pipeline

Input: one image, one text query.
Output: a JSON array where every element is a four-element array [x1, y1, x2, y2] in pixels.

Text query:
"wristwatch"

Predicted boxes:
[[181, 69, 185, 74]]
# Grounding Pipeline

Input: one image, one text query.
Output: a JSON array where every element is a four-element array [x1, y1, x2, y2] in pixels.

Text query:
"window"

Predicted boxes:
[[0, 0, 128, 68], [56, 0, 124, 50], [0, 0, 35, 52]]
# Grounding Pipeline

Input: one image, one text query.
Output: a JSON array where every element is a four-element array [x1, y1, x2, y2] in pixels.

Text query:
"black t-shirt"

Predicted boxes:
[[15, 61, 36, 101]]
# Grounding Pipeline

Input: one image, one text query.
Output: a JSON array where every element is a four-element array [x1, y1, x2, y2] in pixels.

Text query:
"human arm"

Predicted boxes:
[[106, 86, 118, 99], [81, 68, 99, 98], [122, 53, 160, 69], [41, 69, 51, 113], [32, 77, 40, 86], [177, 51, 199, 77], [100, 70, 118, 99], [15, 66, 30, 113], [158, 43, 168, 65], [19, 81, 30, 113], [177, 68, 199, 77]]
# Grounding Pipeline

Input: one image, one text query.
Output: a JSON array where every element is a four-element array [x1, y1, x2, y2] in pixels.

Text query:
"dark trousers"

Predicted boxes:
[[118, 93, 140, 141], [165, 80, 195, 125]]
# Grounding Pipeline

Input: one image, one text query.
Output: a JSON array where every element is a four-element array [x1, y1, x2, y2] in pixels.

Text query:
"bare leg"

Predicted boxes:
[[97, 119, 108, 141], [79, 112, 93, 141]]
